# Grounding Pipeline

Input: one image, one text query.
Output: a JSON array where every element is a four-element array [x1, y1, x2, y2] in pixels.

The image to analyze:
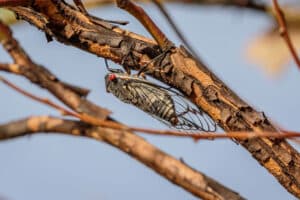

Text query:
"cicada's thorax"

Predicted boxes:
[[105, 73, 179, 125]]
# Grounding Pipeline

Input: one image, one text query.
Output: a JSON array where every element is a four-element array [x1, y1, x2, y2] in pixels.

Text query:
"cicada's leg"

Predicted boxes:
[[137, 45, 173, 77], [73, 0, 128, 26], [120, 41, 143, 75], [132, 72, 147, 79], [105, 41, 136, 75]]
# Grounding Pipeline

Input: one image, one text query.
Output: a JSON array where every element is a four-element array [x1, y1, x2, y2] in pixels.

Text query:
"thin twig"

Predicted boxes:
[[83, 0, 268, 12], [116, 0, 173, 49], [272, 0, 300, 69], [0, 75, 80, 118], [152, 0, 198, 55], [6, 1, 300, 197], [2, 75, 300, 142], [0, 19, 109, 118], [0, 115, 246, 200], [0, 7, 249, 199], [0, 0, 31, 6], [0, 75, 124, 129], [151, 0, 208, 67]]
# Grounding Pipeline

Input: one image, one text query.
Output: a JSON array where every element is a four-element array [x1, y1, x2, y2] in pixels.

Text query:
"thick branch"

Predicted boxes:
[[2, 74, 299, 142], [0, 116, 245, 200], [6, 1, 300, 197], [0, 20, 110, 119], [0, 15, 246, 199]]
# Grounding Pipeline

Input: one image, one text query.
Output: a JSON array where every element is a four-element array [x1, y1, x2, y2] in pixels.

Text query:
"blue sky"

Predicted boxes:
[[0, 4, 299, 200]]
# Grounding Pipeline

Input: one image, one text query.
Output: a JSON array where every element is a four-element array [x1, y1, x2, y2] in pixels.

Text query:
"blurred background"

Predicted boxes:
[[0, 1, 300, 199]]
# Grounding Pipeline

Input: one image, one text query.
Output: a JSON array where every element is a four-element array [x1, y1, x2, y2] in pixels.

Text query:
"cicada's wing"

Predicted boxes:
[[125, 80, 176, 119], [169, 91, 217, 132], [124, 78, 217, 132]]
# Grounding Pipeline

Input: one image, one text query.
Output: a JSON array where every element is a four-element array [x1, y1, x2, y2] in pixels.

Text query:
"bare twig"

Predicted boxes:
[[272, 0, 300, 69], [152, 0, 199, 56], [0, 75, 80, 118], [83, 0, 268, 12], [116, 0, 173, 49], [3, 1, 300, 197], [114, 0, 300, 197], [2, 74, 299, 143], [0, 115, 246, 200], [0, 75, 127, 130], [0, 16, 246, 199], [136, 128, 300, 141], [0, 19, 110, 118], [0, 0, 31, 6], [73, 0, 129, 25]]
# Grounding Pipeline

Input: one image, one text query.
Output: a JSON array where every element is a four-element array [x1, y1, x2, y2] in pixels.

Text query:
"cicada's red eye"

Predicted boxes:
[[108, 74, 117, 81]]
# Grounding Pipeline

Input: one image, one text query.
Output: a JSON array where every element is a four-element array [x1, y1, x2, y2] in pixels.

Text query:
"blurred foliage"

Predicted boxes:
[[0, 8, 16, 24], [246, 6, 300, 77]]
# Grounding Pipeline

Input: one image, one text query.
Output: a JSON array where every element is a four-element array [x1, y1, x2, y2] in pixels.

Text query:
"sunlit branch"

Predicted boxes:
[[2, 0, 300, 197], [2, 74, 299, 143]]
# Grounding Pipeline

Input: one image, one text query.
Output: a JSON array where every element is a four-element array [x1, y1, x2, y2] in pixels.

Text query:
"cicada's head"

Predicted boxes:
[[105, 73, 119, 93]]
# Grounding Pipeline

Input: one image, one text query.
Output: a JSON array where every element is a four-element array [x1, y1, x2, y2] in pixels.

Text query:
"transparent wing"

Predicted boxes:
[[170, 91, 217, 132], [125, 78, 217, 132]]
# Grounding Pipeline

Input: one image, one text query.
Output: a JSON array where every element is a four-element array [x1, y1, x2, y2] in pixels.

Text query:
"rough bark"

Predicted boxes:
[[0, 17, 245, 199], [0, 116, 245, 200], [1, 0, 299, 197], [8, 1, 300, 197]]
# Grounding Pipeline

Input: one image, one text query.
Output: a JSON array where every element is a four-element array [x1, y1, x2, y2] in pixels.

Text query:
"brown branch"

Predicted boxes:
[[114, 0, 300, 195], [0, 0, 269, 27], [0, 16, 246, 200], [0, 19, 110, 119], [0, 116, 246, 200], [272, 0, 300, 69], [2, 73, 299, 144], [82, 0, 268, 12], [116, 0, 173, 49], [4, 1, 300, 197], [152, 0, 199, 55], [0, 74, 127, 130], [0, 75, 80, 117], [136, 128, 300, 141], [0, 0, 32, 6]]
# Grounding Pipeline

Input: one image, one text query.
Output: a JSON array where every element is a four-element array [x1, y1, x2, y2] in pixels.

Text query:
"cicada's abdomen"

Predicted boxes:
[[105, 73, 179, 125]]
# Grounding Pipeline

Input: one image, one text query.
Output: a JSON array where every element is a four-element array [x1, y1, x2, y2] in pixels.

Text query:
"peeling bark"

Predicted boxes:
[[4, 0, 300, 197]]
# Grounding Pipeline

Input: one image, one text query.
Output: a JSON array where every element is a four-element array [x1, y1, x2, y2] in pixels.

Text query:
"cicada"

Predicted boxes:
[[105, 71, 216, 132]]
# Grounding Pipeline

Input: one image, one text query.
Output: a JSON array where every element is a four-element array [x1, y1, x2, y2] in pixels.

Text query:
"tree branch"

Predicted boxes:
[[0, 19, 110, 119], [82, 0, 269, 13], [5, 1, 299, 197], [0, 0, 300, 197], [272, 0, 300, 69], [0, 0, 32, 7], [2, 74, 299, 142], [0, 14, 245, 199], [152, 0, 199, 58], [0, 116, 245, 200]]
